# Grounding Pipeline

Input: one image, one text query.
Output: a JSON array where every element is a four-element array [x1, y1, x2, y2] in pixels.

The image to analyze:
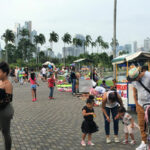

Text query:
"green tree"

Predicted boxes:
[[2, 29, 15, 62], [91, 41, 96, 54], [34, 34, 45, 64], [20, 28, 30, 38], [84, 35, 92, 54], [49, 31, 59, 52], [96, 36, 109, 53], [62, 33, 72, 66], [110, 38, 119, 49]]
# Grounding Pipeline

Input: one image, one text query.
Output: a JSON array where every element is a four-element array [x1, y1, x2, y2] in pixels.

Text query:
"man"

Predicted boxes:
[[41, 66, 47, 81], [128, 67, 150, 150]]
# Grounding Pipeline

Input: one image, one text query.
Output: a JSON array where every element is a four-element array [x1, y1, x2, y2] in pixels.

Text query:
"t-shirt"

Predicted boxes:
[[106, 91, 118, 108], [48, 78, 55, 87], [132, 71, 150, 107], [29, 78, 36, 85], [122, 112, 132, 126], [42, 68, 46, 75], [82, 106, 94, 121], [95, 86, 106, 94]]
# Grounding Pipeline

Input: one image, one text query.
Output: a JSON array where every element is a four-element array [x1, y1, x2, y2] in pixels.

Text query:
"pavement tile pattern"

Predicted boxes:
[[0, 81, 141, 150]]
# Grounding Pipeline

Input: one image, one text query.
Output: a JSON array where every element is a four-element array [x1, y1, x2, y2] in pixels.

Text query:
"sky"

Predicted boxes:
[[0, 0, 150, 55]]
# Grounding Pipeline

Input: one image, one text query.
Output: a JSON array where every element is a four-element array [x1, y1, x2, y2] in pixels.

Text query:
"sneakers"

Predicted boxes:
[[130, 140, 136, 145], [122, 140, 128, 144], [106, 137, 111, 144], [136, 141, 148, 150], [114, 137, 120, 143], [81, 140, 86, 146], [81, 141, 95, 146], [88, 141, 95, 146]]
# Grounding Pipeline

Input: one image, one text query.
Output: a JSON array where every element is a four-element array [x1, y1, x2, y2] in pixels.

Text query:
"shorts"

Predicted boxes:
[[31, 84, 37, 89], [124, 123, 139, 134], [43, 74, 46, 78]]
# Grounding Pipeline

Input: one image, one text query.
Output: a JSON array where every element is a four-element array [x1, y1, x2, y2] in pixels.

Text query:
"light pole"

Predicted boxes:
[[113, 0, 117, 79]]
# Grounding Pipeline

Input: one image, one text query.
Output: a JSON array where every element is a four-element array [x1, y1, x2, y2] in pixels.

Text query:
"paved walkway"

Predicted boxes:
[[0, 81, 141, 150]]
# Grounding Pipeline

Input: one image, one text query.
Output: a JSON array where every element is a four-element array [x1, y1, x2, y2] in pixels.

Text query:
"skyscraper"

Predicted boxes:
[[133, 41, 137, 52], [144, 37, 150, 52], [124, 44, 132, 53]]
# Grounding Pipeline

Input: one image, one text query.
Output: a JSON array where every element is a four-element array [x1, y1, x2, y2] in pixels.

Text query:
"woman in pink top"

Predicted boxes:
[[29, 69, 39, 102]]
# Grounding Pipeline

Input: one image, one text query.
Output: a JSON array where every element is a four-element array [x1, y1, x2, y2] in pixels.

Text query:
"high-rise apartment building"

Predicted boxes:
[[14, 21, 37, 46], [133, 41, 137, 52], [144, 37, 150, 52]]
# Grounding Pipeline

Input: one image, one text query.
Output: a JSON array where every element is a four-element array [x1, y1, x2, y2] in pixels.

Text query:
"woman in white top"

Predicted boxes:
[[102, 90, 123, 144]]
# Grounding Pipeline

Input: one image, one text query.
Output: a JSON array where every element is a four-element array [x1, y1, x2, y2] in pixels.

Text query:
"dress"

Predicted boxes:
[[81, 106, 98, 134]]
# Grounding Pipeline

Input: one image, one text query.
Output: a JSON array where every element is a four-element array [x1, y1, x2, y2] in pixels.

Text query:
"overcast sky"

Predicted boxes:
[[0, 0, 150, 54]]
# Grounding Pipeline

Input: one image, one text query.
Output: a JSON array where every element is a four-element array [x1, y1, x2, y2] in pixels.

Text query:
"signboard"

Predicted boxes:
[[79, 79, 93, 93], [128, 83, 135, 105], [116, 83, 128, 110]]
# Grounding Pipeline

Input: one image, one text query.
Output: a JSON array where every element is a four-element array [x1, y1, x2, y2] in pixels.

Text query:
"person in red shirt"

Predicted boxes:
[[48, 73, 55, 99]]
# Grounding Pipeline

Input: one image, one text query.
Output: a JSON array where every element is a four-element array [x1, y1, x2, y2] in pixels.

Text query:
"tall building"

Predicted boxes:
[[124, 44, 132, 53], [144, 37, 150, 52], [14, 21, 37, 46], [62, 34, 85, 58], [133, 41, 137, 52], [57, 53, 62, 59]]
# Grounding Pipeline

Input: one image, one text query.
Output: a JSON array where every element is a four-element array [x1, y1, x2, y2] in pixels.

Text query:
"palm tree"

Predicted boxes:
[[34, 34, 45, 64], [84, 35, 92, 54], [49, 31, 59, 52], [73, 38, 82, 57], [91, 41, 96, 54], [96, 36, 109, 53], [110, 38, 119, 50], [2, 29, 15, 62], [62, 33, 72, 66], [20, 28, 30, 38]]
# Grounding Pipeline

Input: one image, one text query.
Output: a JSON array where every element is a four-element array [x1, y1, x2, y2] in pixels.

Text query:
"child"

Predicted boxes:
[[115, 107, 139, 145], [81, 99, 98, 146], [29, 69, 39, 102], [48, 73, 55, 99]]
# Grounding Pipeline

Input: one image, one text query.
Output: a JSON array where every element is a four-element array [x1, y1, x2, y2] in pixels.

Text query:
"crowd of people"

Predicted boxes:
[[0, 62, 149, 150]]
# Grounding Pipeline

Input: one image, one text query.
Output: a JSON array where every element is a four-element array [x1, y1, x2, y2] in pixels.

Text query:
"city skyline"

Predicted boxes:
[[0, 0, 150, 55]]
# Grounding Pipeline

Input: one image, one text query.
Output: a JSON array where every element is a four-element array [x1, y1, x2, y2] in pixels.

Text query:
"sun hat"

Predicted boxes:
[[128, 67, 139, 80]]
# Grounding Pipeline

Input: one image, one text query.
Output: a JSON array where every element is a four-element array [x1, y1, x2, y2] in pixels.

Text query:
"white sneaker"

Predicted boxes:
[[114, 137, 120, 143], [106, 137, 111, 144], [136, 141, 148, 150], [81, 140, 86, 146], [88, 141, 95, 146]]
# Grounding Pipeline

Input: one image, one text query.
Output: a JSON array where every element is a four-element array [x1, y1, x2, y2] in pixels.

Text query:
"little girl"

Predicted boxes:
[[115, 107, 139, 145], [48, 73, 55, 99], [81, 99, 98, 146], [29, 69, 39, 102]]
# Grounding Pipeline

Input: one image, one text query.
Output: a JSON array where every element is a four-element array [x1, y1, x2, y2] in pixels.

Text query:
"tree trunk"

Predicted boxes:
[[113, 0, 117, 79], [5, 42, 8, 63], [63, 43, 66, 67]]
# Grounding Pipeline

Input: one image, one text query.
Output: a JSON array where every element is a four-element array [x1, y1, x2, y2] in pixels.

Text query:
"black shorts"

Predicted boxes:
[[43, 74, 46, 78]]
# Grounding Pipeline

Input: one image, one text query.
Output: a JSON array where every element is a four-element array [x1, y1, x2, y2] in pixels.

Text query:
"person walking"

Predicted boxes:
[[29, 69, 39, 102], [0, 62, 14, 150], [101, 90, 123, 143], [128, 67, 150, 150]]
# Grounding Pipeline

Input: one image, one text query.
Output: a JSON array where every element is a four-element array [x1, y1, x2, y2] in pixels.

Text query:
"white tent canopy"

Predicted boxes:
[[43, 61, 55, 67]]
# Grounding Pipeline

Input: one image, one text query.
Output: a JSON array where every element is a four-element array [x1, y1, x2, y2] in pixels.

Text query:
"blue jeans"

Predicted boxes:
[[103, 106, 119, 135], [49, 87, 54, 97], [72, 79, 76, 94]]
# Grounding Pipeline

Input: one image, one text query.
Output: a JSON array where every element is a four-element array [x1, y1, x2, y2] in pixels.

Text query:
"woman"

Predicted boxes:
[[101, 90, 123, 144], [0, 62, 14, 150]]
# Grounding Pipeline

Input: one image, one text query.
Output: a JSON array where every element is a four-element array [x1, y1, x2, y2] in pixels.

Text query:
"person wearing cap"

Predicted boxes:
[[128, 67, 150, 150]]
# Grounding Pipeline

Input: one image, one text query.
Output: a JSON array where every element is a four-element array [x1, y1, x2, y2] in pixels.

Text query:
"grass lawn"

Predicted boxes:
[[98, 80, 113, 87]]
